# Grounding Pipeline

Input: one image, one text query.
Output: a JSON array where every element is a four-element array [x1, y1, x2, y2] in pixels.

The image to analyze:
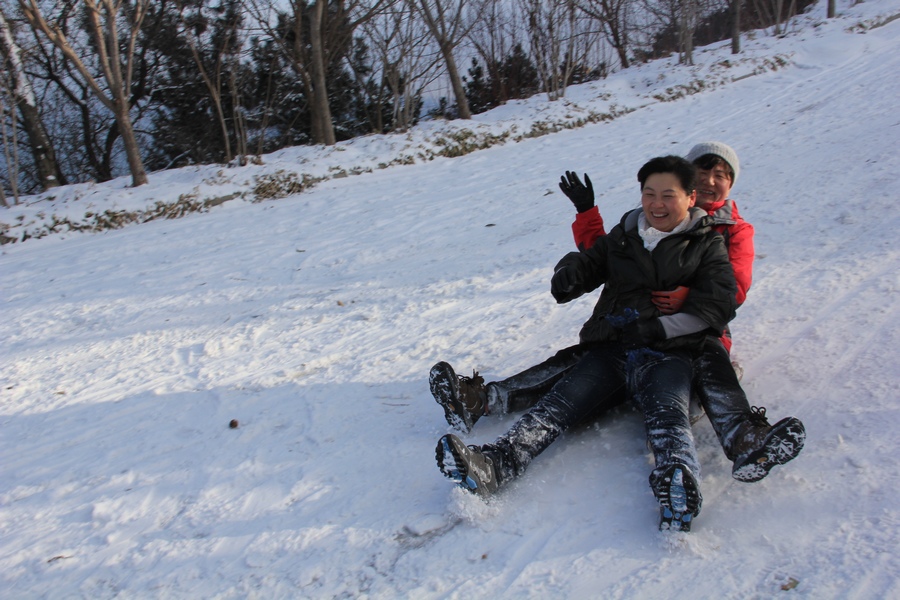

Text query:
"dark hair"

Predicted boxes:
[[692, 153, 735, 182], [637, 155, 696, 193]]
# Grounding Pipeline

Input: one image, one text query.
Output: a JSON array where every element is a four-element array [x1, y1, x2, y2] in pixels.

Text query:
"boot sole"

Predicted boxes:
[[435, 434, 497, 496], [654, 464, 702, 532], [732, 417, 806, 483], [429, 362, 473, 434]]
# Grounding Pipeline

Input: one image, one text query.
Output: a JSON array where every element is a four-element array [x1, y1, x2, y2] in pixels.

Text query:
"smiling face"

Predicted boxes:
[[641, 172, 697, 232], [694, 159, 733, 209]]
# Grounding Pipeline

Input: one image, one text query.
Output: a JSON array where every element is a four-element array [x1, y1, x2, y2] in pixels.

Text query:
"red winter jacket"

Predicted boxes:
[[572, 199, 754, 352]]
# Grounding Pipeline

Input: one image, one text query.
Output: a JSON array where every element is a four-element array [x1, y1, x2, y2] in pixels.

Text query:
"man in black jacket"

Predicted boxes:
[[435, 156, 741, 531], [430, 144, 804, 488]]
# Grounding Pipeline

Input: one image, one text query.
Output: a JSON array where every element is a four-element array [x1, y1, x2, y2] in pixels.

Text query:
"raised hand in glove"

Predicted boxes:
[[551, 265, 582, 301], [651, 286, 690, 315], [620, 318, 666, 349], [558, 171, 595, 213]]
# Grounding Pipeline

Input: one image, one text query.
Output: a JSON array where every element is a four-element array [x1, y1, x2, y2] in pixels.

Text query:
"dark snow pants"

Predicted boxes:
[[693, 337, 753, 459], [488, 337, 753, 460], [487, 344, 587, 414], [488, 344, 699, 480]]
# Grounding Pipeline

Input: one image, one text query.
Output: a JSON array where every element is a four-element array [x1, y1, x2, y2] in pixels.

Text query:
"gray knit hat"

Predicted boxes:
[[686, 141, 740, 185]]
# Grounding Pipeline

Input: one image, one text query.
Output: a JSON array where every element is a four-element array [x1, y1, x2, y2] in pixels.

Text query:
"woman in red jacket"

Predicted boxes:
[[430, 142, 804, 484]]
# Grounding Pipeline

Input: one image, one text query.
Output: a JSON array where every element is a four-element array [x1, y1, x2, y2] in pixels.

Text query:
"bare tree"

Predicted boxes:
[[358, 2, 441, 132], [28, 37, 117, 183], [522, 0, 593, 100], [248, 0, 393, 145], [752, 0, 799, 36], [0, 5, 62, 192], [20, 0, 150, 186], [782, 0, 798, 35], [522, 0, 559, 100], [578, 0, 634, 69], [19, 3, 146, 183], [466, 0, 515, 101], [641, 0, 699, 65], [680, 0, 698, 64], [412, 0, 472, 119], [175, 0, 248, 164], [466, 0, 550, 105], [772, 0, 784, 34]]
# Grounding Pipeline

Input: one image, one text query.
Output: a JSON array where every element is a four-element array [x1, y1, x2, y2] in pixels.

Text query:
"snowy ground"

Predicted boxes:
[[2, 1, 900, 598]]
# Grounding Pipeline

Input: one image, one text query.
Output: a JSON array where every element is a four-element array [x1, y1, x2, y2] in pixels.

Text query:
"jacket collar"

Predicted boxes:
[[622, 206, 708, 232], [702, 198, 738, 225]]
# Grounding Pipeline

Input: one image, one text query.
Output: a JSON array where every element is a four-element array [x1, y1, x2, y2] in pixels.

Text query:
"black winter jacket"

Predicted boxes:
[[552, 207, 737, 353]]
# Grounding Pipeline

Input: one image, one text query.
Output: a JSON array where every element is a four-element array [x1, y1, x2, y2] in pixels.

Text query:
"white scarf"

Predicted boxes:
[[637, 212, 691, 251]]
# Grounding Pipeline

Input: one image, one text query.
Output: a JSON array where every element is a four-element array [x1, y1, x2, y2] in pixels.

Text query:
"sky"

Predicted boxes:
[[2, 0, 899, 597]]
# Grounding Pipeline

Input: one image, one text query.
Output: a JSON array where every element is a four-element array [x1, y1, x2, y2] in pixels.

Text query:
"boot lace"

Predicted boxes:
[[458, 370, 487, 414], [748, 406, 770, 426]]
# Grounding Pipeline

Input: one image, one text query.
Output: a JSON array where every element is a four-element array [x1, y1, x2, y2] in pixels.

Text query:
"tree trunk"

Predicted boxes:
[[774, 0, 784, 35], [732, 0, 741, 54], [0, 92, 20, 205], [0, 7, 63, 190], [613, 30, 629, 70], [679, 0, 696, 65], [229, 63, 248, 163], [309, 0, 336, 145], [112, 97, 147, 186], [440, 41, 471, 118], [415, 0, 471, 119], [16, 100, 64, 189]]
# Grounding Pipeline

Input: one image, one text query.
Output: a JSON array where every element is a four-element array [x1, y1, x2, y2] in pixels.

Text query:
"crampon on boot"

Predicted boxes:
[[731, 407, 806, 483], [651, 463, 702, 532], [435, 434, 501, 497], [429, 362, 487, 434]]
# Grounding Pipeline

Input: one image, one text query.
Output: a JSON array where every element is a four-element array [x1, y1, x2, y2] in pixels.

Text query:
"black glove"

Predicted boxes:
[[559, 171, 595, 213], [620, 319, 666, 349], [551, 265, 582, 301]]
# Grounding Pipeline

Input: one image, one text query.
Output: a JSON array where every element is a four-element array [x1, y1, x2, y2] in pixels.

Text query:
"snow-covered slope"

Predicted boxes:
[[2, 1, 899, 597]]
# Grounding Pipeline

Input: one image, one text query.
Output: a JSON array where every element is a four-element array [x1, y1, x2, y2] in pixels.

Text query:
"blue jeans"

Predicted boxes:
[[629, 348, 699, 477], [489, 344, 699, 479], [489, 337, 749, 462]]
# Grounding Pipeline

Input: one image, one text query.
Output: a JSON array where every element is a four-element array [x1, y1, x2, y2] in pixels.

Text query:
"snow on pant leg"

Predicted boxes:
[[487, 344, 586, 414], [489, 345, 627, 479], [693, 337, 753, 460], [631, 350, 699, 478]]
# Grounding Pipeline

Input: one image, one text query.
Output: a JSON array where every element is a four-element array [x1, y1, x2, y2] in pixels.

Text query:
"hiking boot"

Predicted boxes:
[[429, 362, 487, 434], [436, 434, 502, 497], [731, 407, 806, 483], [650, 463, 702, 532]]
